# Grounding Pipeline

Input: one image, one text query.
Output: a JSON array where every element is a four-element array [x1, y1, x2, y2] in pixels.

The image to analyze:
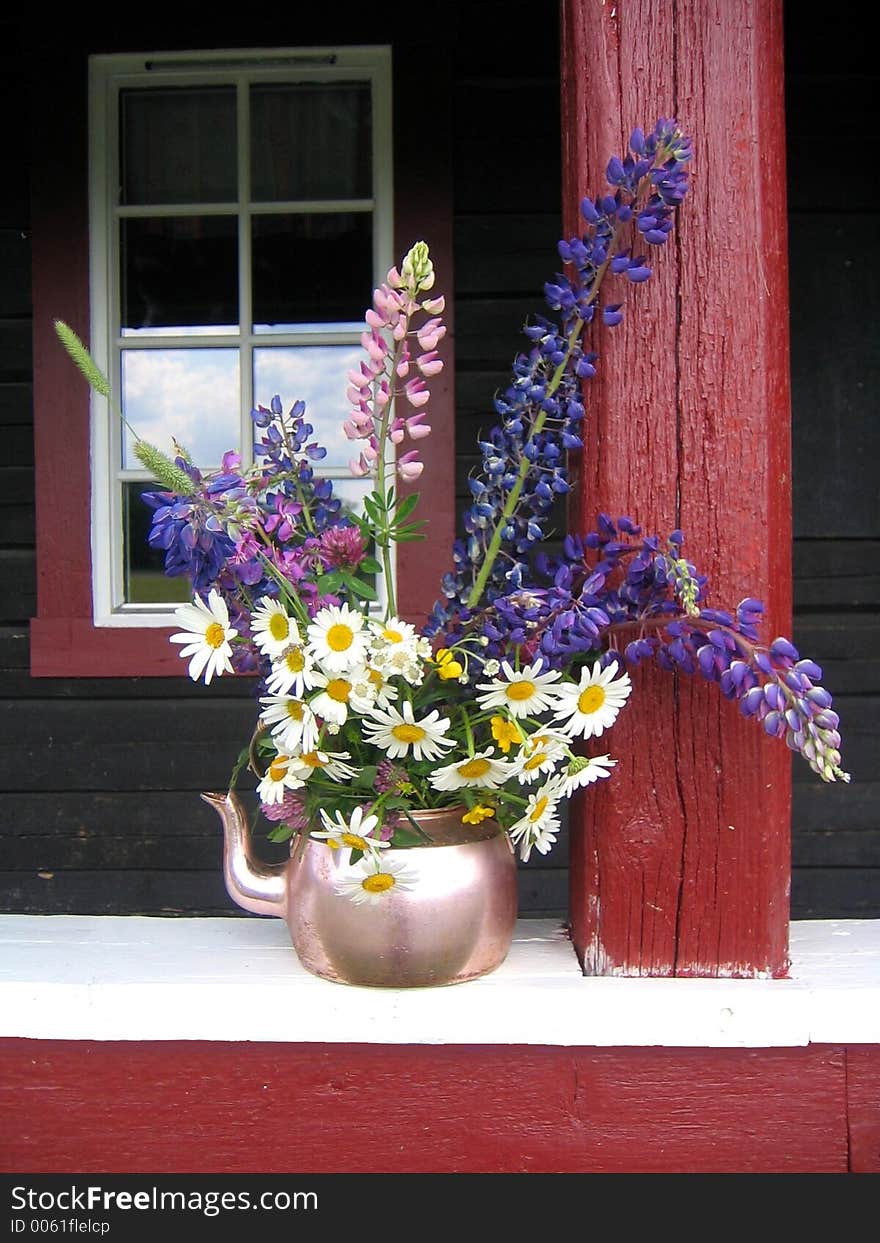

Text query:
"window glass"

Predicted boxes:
[[249, 83, 372, 201], [121, 348, 240, 468], [252, 212, 372, 330], [121, 216, 239, 335], [120, 87, 237, 204]]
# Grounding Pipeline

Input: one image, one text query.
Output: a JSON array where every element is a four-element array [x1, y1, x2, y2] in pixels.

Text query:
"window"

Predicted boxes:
[[88, 48, 393, 623], [30, 37, 454, 677]]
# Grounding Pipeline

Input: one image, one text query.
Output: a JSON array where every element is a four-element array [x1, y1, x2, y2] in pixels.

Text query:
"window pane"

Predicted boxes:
[[122, 349, 240, 468], [252, 212, 372, 330], [250, 83, 372, 201], [121, 216, 238, 335], [254, 345, 363, 469], [123, 482, 191, 604], [120, 87, 237, 205]]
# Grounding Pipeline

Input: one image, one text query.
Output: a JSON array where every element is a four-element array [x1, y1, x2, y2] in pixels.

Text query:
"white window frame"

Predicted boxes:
[[88, 46, 394, 627]]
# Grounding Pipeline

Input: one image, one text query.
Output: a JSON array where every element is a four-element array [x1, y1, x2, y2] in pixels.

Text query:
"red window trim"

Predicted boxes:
[[29, 43, 455, 678]]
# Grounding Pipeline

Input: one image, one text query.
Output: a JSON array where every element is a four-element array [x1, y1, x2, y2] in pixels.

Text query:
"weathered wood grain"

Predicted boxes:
[[562, 0, 791, 976], [0, 1040, 851, 1173]]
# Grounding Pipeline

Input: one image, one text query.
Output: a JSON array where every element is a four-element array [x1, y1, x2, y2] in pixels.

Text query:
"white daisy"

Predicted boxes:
[[559, 753, 617, 797], [553, 662, 633, 739], [476, 659, 563, 719], [335, 855, 417, 906], [286, 748, 359, 784], [307, 603, 369, 673], [509, 777, 564, 863], [428, 748, 513, 792], [362, 699, 455, 762], [259, 694, 320, 754], [308, 671, 358, 726], [363, 664, 399, 710], [264, 641, 317, 698], [512, 730, 570, 785], [369, 616, 419, 651], [250, 598, 299, 659], [256, 752, 306, 805], [311, 805, 389, 855], [169, 590, 237, 685]]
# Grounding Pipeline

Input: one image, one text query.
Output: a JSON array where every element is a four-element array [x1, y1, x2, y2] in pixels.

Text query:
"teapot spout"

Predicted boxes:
[[201, 790, 288, 919]]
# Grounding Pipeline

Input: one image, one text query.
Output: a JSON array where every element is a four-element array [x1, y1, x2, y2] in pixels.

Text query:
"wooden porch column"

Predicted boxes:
[[561, 0, 792, 976]]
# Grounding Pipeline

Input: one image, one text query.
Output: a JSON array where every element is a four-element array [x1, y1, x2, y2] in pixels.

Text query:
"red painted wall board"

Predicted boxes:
[[561, 0, 791, 977], [0, 1040, 850, 1174], [847, 1046, 880, 1173]]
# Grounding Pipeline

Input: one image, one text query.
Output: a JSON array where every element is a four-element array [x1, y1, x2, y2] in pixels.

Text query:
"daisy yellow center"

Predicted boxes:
[[327, 623, 355, 652], [268, 757, 289, 782], [392, 723, 426, 744], [300, 751, 324, 769], [529, 797, 549, 823], [269, 613, 290, 641], [457, 757, 492, 779], [368, 669, 384, 687], [578, 685, 606, 714], [205, 622, 225, 649], [285, 647, 306, 673], [286, 701, 304, 721], [362, 873, 395, 895], [524, 752, 549, 771], [341, 832, 368, 850], [506, 680, 536, 702], [326, 678, 352, 703], [382, 627, 403, 643]]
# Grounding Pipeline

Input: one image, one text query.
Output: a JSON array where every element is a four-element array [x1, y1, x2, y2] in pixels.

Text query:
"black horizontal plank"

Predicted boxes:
[[0, 382, 32, 425], [792, 827, 880, 868], [455, 296, 539, 365], [2, 423, 33, 467], [0, 467, 34, 505], [793, 540, 880, 608], [793, 614, 880, 696], [0, 868, 241, 916], [0, 740, 247, 793], [791, 867, 880, 919], [0, 317, 31, 380], [0, 230, 31, 317], [0, 548, 34, 621], [0, 694, 257, 745], [454, 213, 562, 296], [788, 138, 879, 212], [794, 779, 880, 833], [0, 503, 33, 545]]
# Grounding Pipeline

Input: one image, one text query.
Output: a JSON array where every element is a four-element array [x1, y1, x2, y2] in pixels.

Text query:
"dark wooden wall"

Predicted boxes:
[[0, 4, 876, 921], [786, 4, 879, 917]]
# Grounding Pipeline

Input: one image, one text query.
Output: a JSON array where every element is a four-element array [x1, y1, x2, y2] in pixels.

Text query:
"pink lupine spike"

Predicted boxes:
[[397, 451, 424, 481], [404, 379, 430, 408], [421, 295, 445, 315], [406, 420, 432, 441], [390, 428, 405, 444], [365, 308, 386, 329], [416, 350, 443, 377]]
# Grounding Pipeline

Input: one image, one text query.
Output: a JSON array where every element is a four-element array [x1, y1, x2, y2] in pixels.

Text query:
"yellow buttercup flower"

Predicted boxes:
[[462, 805, 496, 825], [435, 648, 464, 680], [490, 715, 523, 753]]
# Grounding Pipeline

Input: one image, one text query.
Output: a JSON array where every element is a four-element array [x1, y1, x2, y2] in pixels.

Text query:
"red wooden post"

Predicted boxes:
[[561, 0, 791, 976]]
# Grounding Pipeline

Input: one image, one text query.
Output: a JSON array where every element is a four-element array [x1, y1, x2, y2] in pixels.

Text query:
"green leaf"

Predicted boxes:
[[359, 556, 382, 574], [316, 572, 344, 593], [345, 575, 378, 601], [393, 531, 427, 542], [267, 825, 294, 843], [393, 491, 420, 522]]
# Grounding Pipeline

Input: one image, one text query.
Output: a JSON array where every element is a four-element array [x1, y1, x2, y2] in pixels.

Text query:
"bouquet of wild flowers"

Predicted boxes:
[[58, 118, 848, 905]]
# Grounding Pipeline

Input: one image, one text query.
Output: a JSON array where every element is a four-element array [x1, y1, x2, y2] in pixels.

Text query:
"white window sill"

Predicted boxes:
[[1, 915, 877, 1048]]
